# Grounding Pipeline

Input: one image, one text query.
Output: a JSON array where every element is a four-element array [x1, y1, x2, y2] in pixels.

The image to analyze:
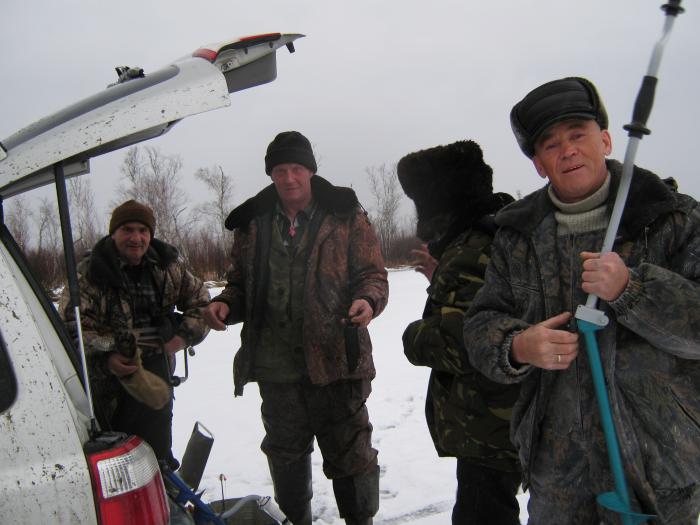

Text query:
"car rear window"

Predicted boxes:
[[0, 330, 17, 413]]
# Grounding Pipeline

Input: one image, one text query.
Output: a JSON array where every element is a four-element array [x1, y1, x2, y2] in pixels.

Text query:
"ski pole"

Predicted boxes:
[[574, 2, 684, 523]]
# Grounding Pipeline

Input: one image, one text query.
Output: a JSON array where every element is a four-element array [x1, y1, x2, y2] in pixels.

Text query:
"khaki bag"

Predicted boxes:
[[118, 348, 171, 410]]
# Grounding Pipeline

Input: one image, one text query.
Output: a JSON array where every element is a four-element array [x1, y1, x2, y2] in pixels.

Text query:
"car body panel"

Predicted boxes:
[[0, 244, 97, 524], [0, 33, 303, 199]]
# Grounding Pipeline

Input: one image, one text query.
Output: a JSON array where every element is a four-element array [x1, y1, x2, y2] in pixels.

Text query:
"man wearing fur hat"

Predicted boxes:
[[203, 131, 388, 525], [398, 140, 521, 524], [61, 199, 210, 470], [464, 77, 700, 523]]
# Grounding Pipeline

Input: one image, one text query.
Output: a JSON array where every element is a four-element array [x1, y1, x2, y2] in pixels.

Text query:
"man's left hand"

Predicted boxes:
[[348, 299, 373, 328], [580, 251, 629, 301]]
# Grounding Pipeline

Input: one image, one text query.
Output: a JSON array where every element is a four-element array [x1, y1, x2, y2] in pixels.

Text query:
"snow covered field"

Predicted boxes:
[[172, 268, 529, 524]]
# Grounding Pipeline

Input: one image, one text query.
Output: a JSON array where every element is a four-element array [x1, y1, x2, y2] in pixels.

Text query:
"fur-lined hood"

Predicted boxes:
[[225, 175, 359, 231]]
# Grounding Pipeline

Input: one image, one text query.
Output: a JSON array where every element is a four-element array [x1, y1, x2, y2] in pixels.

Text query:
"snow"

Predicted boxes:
[[172, 268, 530, 524]]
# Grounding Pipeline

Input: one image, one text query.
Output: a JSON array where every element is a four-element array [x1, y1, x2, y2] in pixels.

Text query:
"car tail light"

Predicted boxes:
[[87, 435, 170, 525]]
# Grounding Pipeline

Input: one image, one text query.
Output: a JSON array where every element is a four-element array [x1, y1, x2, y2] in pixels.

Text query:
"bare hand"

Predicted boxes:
[[348, 299, 373, 328], [107, 352, 139, 377], [163, 335, 186, 355], [203, 302, 229, 331], [411, 244, 438, 282], [511, 312, 579, 370], [580, 251, 629, 301]]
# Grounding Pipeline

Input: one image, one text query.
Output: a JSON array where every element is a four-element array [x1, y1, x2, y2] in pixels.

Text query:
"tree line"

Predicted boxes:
[[4, 146, 420, 294]]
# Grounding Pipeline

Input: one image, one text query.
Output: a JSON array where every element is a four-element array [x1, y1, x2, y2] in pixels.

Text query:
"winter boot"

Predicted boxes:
[[267, 456, 313, 525], [333, 464, 379, 525]]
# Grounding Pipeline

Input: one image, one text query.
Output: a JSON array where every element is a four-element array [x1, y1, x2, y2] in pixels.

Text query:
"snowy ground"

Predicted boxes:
[[172, 268, 530, 524]]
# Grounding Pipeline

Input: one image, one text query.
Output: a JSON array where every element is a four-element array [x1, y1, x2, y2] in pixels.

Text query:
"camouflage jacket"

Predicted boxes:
[[464, 160, 700, 516], [403, 224, 520, 472], [214, 175, 388, 395], [60, 236, 210, 411]]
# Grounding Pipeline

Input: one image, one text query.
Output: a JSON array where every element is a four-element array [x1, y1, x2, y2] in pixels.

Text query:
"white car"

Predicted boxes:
[[0, 32, 302, 525]]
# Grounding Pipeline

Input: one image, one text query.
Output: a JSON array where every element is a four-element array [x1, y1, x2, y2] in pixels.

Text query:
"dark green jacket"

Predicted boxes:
[[403, 224, 520, 472], [464, 160, 700, 519]]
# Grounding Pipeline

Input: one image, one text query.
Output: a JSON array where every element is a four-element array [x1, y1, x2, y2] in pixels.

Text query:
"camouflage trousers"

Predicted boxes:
[[258, 378, 377, 478]]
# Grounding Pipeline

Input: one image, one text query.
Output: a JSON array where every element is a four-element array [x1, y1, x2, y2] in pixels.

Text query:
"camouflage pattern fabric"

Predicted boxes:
[[403, 227, 520, 472], [60, 236, 210, 423], [213, 176, 388, 395], [464, 160, 700, 522]]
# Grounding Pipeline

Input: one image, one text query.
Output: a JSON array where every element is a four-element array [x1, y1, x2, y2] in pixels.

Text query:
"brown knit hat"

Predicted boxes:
[[109, 200, 156, 236]]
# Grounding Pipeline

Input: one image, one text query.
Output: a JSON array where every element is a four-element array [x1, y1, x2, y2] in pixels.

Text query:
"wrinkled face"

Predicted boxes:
[[533, 119, 612, 203], [111, 222, 151, 265], [270, 163, 314, 210]]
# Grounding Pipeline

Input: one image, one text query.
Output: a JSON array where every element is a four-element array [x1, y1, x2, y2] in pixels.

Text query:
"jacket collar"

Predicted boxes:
[[225, 175, 359, 231], [85, 235, 178, 287], [496, 159, 679, 239]]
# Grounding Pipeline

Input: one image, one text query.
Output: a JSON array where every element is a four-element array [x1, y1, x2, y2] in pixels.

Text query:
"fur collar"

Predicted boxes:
[[225, 175, 359, 230], [84, 235, 178, 288], [496, 159, 680, 239]]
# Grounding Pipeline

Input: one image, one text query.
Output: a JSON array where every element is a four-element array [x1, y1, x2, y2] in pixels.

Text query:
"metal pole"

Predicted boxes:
[[574, 2, 684, 522], [54, 163, 98, 435]]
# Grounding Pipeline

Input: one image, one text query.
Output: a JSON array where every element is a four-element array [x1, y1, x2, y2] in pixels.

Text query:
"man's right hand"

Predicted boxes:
[[411, 244, 439, 282], [107, 352, 139, 377], [203, 302, 230, 331], [511, 312, 579, 370]]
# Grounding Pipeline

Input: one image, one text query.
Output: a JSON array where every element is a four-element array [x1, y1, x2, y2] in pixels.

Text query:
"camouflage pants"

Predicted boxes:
[[258, 379, 377, 479]]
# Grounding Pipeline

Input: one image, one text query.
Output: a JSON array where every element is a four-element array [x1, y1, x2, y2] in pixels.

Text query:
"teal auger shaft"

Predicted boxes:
[[575, 2, 684, 523]]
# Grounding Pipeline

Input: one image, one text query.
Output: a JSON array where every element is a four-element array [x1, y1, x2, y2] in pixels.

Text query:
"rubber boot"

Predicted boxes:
[[333, 464, 379, 525], [267, 456, 313, 525]]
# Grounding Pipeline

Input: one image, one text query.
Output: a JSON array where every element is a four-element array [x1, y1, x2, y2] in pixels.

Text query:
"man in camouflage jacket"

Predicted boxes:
[[204, 131, 388, 525], [464, 77, 700, 524], [61, 200, 210, 469], [398, 141, 521, 524]]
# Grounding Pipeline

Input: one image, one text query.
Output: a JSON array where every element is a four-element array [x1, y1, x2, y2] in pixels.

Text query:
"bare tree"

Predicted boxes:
[[117, 146, 189, 249], [68, 176, 102, 256], [36, 197, 61, 254], [193, 165, 234, 243], [4, 194, 32, 251], [366, 163, 403, 259]]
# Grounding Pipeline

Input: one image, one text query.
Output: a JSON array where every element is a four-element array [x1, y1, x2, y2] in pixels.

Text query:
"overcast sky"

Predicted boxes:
[[2, 0, 699, 227]]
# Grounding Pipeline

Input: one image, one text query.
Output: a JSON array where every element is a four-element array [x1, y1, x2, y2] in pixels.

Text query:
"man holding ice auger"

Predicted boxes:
[[463, 77, 700, 523]]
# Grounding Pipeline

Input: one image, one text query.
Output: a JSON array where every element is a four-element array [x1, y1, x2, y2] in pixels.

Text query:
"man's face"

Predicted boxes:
[[270, 163, 314, 210], [111, 222, 151, 265], [532, 119, 612, 203]]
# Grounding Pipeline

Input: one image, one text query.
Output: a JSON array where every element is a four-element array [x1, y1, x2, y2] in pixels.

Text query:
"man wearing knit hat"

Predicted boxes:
[[61, 199, 210, 470], [398, 140, 521, 524], [204, 131, 388, 525], [464, 77, 700, 523]]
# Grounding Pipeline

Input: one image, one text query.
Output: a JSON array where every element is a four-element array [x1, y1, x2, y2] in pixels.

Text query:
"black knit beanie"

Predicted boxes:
[[109, 200, 156, 236], [510, 77, 608, 158], [264, 131, 317, 175]]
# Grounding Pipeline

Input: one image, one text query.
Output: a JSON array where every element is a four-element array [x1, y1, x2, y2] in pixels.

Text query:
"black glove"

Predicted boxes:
[[114, 330, 137, 359]]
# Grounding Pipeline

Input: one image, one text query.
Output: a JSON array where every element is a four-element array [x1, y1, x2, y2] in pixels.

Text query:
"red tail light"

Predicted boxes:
[[87, 436, 170, 525]]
